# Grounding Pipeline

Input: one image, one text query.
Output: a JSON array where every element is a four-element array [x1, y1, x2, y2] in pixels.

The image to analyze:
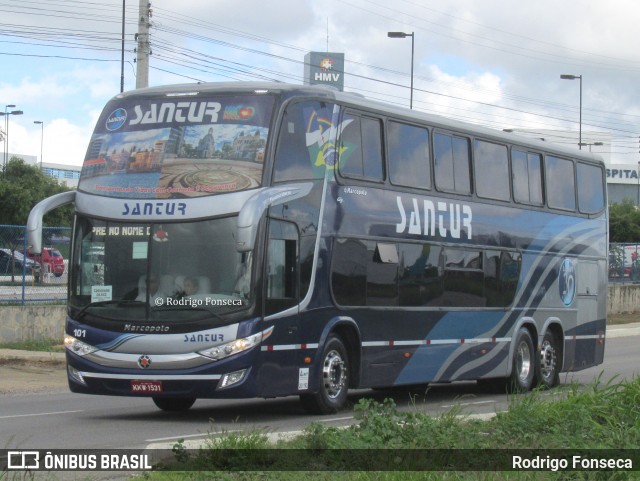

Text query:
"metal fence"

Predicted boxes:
[[609, 243, 640, 284], [0, 224, 71, 305]]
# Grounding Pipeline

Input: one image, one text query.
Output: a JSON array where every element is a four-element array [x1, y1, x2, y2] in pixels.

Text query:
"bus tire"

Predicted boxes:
[[509, 327, 535, 392], [537, 330, 560, 389], [152, 397, 196, 412], [300, 334, 349, 414]]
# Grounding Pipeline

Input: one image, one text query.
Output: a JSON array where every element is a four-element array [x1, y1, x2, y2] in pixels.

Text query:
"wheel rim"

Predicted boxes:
[[322, 349, 346, 399], [516, 341, 532, 383], [539, 339, 556, 382]]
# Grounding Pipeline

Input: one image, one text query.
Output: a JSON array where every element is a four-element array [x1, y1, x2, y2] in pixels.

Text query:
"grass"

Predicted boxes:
[[0, 339, 65, 352], [607, 312, 639, 325], [143, 377, 640, 480]]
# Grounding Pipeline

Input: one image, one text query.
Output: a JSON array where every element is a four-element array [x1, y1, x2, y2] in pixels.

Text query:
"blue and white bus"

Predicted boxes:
[[28, 82, 607, 413]]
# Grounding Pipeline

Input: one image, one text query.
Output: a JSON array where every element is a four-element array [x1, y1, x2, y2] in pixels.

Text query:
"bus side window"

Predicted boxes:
[[512, 149, 543, 206], [474, 139, 510, 201], [265, 220, 298, 315], [577, 162, 605, 214], [338, 113, 384, 181], [434, 132, 471, 194], [388, 121, 431, 189], [546, 156, 576, 211], [273, 102, 315, 182]]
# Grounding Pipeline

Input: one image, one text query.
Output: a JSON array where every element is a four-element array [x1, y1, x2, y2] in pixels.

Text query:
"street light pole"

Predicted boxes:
[[121, 0, 125, 93], [34, 121, 44, 169], [1, 105, 23, 173], [388, 31, 415, 109], [560, 74, 583, 149]]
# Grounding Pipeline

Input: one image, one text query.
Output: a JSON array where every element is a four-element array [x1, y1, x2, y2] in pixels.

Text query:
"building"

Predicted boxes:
[[7, 152, 80, 188]]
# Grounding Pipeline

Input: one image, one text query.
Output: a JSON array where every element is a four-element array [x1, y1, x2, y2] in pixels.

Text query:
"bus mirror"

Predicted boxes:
[[236, 183, 313, 252], [27, 191, 76, 254]]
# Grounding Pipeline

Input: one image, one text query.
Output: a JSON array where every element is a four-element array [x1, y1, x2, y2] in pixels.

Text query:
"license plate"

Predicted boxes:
[[131, 380, 163, 393]]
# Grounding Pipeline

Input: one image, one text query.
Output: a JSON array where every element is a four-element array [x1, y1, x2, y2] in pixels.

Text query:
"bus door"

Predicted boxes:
[[261, 218, 301, 395]]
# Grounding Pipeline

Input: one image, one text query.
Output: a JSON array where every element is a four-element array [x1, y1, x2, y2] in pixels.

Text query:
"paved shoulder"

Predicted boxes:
[[607, 322, 640, 338]]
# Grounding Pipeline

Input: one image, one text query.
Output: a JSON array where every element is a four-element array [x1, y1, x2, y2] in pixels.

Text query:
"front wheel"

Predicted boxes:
[[509, 327, 535, 392], [300, 335, 349, 414], [152, 397, 196, 412]]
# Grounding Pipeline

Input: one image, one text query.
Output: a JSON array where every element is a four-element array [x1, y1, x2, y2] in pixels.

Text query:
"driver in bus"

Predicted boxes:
[[124, 274, 171, 303], [182, 276, 199, 297]]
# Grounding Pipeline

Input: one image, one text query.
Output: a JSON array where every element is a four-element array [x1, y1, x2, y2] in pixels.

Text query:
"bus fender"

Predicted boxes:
[[540, 317, 564, 371], [505, 317, 538, 377], [307, 316, 362, 391]]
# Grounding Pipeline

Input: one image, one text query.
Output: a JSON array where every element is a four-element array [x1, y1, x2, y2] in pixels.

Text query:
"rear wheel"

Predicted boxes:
[[152, 397, 196, 412], [509, 327, 535, 392], [300, 335, 349, 414], [537, 330, 560, 389]]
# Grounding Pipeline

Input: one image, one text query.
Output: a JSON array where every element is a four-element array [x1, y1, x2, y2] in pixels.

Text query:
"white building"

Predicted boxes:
[[6, 152, 80, 188]]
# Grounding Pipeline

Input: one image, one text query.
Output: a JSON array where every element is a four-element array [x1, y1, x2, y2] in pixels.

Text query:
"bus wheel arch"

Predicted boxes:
[[300, 318, 360, 414], [537, 322, 563, 389], [509, 324, 537, 392]]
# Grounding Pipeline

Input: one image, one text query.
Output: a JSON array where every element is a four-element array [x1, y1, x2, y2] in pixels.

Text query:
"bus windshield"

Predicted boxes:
[[69, 215, 252, 324], [78, 93, 274, 199]]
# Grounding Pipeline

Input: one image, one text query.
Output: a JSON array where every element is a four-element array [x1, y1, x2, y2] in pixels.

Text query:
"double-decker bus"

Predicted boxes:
[[28, 82, 607, 413]]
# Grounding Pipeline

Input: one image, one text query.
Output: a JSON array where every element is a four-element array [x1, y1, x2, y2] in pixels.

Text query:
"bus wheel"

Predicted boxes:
[[152, 397, 196, 412], [537, 331, 560, 389], [509, 327, 535, 392], [300, 335, 349, 414]]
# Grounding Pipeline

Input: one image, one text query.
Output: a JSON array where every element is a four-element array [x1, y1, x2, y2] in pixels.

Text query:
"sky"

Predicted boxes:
[[1, 0, 639, 168]]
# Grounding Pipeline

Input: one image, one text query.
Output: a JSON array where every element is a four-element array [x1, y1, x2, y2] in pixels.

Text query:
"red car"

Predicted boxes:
[[27, 247, 65, 277]]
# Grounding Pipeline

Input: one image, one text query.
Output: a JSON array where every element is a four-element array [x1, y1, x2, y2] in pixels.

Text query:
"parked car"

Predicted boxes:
[[0, 248, 41, 277], [26, 247, 65, 277]]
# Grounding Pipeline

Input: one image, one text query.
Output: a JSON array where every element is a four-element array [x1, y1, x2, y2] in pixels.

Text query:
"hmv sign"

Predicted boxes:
[[304, 51, 345, 91]]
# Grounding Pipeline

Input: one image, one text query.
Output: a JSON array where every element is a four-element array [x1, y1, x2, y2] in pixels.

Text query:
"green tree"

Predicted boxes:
[[609, 199, 640, 243], [0, 156, 73, 226]]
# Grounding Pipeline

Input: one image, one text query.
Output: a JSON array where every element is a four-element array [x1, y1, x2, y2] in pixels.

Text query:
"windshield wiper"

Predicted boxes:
[[76, 300, 145, 320]]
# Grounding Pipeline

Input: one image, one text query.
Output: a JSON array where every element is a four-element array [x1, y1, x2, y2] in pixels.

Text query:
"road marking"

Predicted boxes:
[[0, 410, 83, 420], [440, 400, 495, 408], [146, 431, 240, 443], [321, 416, 354, 423]]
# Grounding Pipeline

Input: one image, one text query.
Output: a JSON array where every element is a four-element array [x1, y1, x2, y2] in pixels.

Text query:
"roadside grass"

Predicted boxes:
[[0, 339, 64, 352], [145, 377, 640, 480]]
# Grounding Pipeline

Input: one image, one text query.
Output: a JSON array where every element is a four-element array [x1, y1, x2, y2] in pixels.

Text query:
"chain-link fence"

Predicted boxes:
[[0, 224, 71, 305], [609, 243, 640, 284]]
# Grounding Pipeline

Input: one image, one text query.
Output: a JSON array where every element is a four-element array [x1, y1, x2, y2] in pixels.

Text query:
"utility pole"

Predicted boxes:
[[136, 0, 151, 89]]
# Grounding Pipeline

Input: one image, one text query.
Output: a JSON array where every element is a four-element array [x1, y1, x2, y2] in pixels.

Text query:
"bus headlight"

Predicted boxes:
[[198, 326, 273, 361], [64, 335, 98, 356]]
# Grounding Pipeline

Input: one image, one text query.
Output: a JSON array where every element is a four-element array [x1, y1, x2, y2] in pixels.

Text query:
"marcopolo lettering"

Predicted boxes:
[[395, 195, 472, 240], [129, 101, 222, 126], [122, 202, 187, 216]]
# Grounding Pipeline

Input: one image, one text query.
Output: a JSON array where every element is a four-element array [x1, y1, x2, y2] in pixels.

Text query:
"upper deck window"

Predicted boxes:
[[546, 155, 576, 211], [388, 121, 431, 189], [577, 162, 605, 214], [512, 149, 543, 206], [273, 100, 336, 182], [338, 112, 384, 182], [474, 139, 510, 201], [434, 132, 471, 195], [78, 93, 274, 199]]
